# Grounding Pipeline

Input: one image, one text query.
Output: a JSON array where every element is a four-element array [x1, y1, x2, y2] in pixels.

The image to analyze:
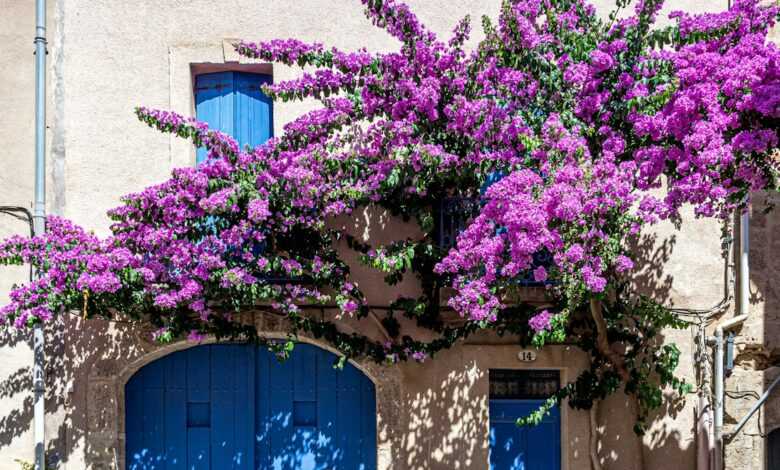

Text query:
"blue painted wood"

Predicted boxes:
[[186, 347, 211, 470], [267, 346, 295, 469], [256, 343, 377, 469], [211, 345, 235, 467], [164, 352, 187, 470], [480, 170, 507, 196], [337, 365, 361, 466], [360, 373, 377, 470], [315, 348, 339, 465], [125, 369, 145, 469], [194, 72, 273, 164], [143, 361, 165, 469], [194, 72, 234, 164], [255, 348, 272, 469], [235, 72, 273, 150], [126, 343, 376, 470], [236, 345, 256, 470], [488, 399, 560, 470]]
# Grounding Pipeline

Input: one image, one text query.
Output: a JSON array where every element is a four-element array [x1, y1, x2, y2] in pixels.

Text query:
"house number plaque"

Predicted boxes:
[[517, 350, 537, 362]]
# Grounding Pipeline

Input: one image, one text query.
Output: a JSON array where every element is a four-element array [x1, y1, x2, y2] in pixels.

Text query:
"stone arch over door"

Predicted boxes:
[[91, 329, 401, 470]]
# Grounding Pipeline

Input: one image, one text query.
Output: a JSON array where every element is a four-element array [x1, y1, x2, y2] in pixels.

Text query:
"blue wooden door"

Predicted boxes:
[[488, 400, 560, 470], [194, 72, 273, 164], [125, 343, 376, 470]]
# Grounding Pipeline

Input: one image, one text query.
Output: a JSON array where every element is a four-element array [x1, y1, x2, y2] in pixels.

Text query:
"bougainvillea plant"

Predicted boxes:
[[1, 0, 779, 433]]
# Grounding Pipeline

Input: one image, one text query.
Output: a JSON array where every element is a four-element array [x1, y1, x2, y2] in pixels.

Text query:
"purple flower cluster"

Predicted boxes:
[[528, 310, 552, 333]]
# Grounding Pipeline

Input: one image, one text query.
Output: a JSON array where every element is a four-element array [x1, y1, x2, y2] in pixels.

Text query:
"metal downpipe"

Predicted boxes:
[[33, 0, 47, 467]]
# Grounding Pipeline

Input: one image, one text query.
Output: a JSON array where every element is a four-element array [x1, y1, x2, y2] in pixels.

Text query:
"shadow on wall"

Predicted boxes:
[[0, 330, 33, 454], [398, 353, 489, 469], [0, 292, 156, 468], [600, 224, 698, 470], [629, 231, 676, 305], [0, 214, 41, 467]]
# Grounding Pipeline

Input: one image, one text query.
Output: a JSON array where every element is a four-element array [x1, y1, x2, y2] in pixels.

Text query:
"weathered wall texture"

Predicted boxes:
[[0, 0, 773, 469], [0, 0, 57, 466]]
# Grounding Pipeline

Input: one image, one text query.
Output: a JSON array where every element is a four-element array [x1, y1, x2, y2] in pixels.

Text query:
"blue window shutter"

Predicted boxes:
[[480, 170, 507, 196], [235, 72, 274, 149], [195, 72, 235, 164], [195, 72, 273, 164]]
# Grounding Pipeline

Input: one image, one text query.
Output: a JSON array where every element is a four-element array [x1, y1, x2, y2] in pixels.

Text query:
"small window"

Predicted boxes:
[[489, 369, 560, 400], [435, 196, 481, 250], [194, 71, 273, 163]]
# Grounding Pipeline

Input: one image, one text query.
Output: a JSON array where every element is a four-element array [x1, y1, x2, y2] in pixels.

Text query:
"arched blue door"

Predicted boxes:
[[125, 343, 377, 469]]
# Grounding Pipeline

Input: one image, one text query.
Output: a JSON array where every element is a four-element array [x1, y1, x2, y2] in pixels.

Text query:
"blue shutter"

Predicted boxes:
[[195, 72, 273, 164], [164, 351, 187, 470], [194, 72, 235, 164], [480, 170, 507, 196], [235, 72, 274, 149]]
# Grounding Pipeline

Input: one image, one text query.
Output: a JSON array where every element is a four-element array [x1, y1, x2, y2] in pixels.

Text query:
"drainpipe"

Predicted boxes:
[[710, 208, 750, 470], [711, 314, 747, 470], [738, 208, 750, 324], [33, 0, 47, 468]]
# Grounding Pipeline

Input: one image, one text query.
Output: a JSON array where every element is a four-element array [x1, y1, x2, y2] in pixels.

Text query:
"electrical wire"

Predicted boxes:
[[0, 206, 35, 282]]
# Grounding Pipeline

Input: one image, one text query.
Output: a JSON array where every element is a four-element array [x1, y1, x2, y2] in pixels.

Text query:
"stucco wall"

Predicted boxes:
[[0, 0, 769, 469], [0, 0, 57, 466]]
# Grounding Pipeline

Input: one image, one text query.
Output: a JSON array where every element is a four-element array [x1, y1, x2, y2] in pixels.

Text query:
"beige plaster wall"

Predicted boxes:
[[0, 0, 58, 467], [0, 0, 766, 469]]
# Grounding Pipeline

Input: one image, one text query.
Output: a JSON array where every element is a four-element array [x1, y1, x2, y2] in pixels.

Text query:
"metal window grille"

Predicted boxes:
[[489, 369, 560, 400]]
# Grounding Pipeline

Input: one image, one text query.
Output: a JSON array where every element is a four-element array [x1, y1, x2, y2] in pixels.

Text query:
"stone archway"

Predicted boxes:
[[83, 313, 402, 470]]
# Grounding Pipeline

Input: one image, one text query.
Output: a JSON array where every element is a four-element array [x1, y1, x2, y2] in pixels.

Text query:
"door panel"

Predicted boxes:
[[256, 344, 376, 469], [489, 399, 561, 470]]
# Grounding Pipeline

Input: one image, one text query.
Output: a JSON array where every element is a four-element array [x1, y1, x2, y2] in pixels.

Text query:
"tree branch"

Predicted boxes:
[[590, 297, 630, 382]]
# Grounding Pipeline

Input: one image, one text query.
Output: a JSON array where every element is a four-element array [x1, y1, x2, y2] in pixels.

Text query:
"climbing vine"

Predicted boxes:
[[1, 0, 779, 434]]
